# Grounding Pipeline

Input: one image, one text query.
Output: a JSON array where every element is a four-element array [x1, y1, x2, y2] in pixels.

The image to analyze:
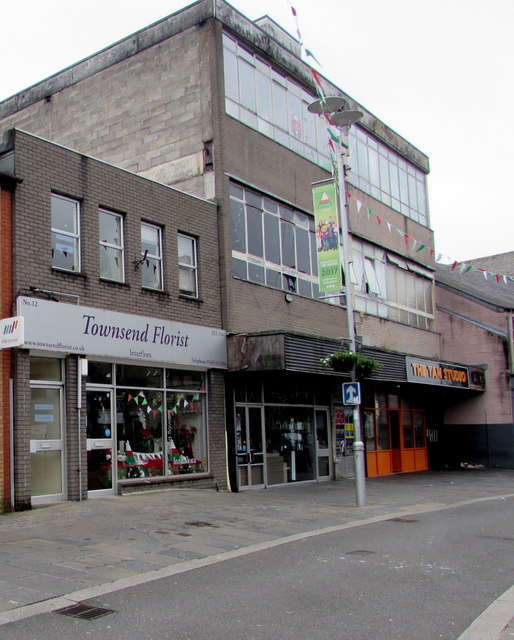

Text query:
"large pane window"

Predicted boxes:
[[222, 33, 428, 225], [51, 194, 80, 272], [141, 223, 163, 290], [166, 391, 206, 475], [178, 233, 198, 297], [230, 182, 319, 298], [99, 209, 124, 281], [104, 364, 207, 481]]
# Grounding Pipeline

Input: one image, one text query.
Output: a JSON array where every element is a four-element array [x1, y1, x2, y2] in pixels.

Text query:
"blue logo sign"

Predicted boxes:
[[342, 382, 361, 406]]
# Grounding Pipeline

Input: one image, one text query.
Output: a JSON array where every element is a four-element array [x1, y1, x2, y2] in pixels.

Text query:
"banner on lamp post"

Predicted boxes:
[[312, 181, 342, 293]]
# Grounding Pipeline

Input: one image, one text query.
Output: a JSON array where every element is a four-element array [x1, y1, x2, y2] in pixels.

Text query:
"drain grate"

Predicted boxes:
[[56, 603, 115, 621], [347, 549, 375, 556]]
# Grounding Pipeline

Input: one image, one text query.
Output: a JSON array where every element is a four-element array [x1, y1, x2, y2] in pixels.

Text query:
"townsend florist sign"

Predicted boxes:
[[16, 296, 227, 368]]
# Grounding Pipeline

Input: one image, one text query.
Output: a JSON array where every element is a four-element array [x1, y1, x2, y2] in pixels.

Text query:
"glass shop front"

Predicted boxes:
[[86, 362, 208, 493], [232, 375, 333, 489]]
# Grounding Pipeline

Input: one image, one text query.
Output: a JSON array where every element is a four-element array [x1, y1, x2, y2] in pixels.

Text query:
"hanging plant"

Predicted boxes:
[[320, 351, 381, 377]]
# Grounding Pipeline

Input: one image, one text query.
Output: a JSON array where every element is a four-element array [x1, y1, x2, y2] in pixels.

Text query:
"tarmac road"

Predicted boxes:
[[0, 470, 513, 638]]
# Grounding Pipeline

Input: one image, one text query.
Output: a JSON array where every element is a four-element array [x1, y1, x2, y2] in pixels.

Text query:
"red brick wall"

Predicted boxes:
[[0, 186, 13, 511]]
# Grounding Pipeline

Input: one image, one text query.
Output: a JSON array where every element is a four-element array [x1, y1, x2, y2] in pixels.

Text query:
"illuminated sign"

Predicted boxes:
[[405, 357, 469, 389]]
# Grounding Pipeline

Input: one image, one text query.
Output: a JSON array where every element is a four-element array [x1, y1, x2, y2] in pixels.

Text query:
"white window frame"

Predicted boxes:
[[141, 222, 163, 290], [178, 233, 198, 298], [51, 194, 80, 272], [99, 209, 125, 282]]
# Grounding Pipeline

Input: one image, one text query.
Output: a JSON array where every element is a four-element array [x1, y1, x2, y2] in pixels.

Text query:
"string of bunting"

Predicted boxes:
[[288, 2, 512, 287], [353, 198, 514, 285], [288, 2, 341, 179]]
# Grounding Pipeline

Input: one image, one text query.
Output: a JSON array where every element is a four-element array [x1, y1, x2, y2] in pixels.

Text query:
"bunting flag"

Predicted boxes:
[[287, 6, 512, 287], [351, 196, 514, 285]]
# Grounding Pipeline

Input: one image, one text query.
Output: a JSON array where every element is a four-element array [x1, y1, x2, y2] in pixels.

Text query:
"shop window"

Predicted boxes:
[[166, 370, 204, 391], [166, 391, 206, 475], [99, 209, 124, 282], [87, 361, 113, 385], [116, 389, 164, 479], [116, 364, 163, 388], [141, 222, 163, 290], [93, 364, 208, 482], [178, 233, 198, 297], [30, 356, 62, 382], [51, 193, 80, 272]]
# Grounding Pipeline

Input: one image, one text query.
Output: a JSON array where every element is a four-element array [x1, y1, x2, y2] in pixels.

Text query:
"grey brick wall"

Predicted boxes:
[[10, 130, 226, 504]]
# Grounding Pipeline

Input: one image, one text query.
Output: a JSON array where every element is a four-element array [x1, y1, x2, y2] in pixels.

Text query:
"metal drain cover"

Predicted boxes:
[[56, 603, 115, 620]]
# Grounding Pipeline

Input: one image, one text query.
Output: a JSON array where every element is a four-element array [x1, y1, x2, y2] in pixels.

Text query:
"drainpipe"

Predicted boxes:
[[77, 358, 88, 501]]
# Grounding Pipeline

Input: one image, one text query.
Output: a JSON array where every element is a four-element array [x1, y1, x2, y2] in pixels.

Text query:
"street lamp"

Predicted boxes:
[[309, 97, 366, 506]]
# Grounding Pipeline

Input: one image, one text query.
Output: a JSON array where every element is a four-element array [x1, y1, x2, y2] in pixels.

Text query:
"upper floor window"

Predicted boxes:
[[222, 32, 429, 227], [141, 222, 163, 290], [99, 209, 124, 282], [348, 128, 428, 226], [230, 182, 319, 299], [352, 239, 434, 331], [51, 194, 80, 272], [178, 234, 198, 297]]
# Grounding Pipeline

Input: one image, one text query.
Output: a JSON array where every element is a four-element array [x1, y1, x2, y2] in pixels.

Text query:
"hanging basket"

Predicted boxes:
[[320, 351, 380, 378]]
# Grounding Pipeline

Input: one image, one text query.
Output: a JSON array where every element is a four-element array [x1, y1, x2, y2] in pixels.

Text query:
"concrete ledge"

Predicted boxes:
[[117, 473, 217, 494]]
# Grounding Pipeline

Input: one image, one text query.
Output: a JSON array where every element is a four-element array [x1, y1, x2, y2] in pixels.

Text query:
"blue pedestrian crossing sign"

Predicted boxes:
[[342, 382, 361, 406]]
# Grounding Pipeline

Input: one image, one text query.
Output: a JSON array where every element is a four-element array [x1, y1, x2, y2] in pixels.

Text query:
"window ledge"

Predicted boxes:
[[179, 293, 203, 304], [141, 287, 170, 298], [51, 268, 88, 280], [99, 278, 130, 288]]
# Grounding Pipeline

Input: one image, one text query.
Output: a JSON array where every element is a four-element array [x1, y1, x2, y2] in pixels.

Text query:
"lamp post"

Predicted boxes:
[[309, 97, 366, 506]]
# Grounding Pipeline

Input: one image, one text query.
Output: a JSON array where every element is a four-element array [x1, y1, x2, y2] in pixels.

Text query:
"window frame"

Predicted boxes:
[[99, 208, 125, 282], [51, 193, 81, 272], [140, 222, 164, 291], [178, 233, 199, 298]]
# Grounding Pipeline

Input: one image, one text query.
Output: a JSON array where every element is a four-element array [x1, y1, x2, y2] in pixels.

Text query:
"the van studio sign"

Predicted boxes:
[[16, 296, 227, 369], [405, 357, 469, 389]]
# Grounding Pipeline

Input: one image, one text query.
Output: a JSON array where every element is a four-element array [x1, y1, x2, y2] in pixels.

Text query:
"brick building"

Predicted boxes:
[[435, 253, 514, 468], [0, 0, 489, 505], [0, 130, 226, 511]]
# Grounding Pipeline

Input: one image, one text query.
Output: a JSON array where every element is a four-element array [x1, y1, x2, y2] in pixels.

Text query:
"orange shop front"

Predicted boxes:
[[362, 356, 474, 477]]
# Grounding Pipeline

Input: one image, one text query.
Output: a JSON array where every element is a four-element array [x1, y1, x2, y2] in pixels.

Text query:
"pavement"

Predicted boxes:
[[0, 469, 513, 638]]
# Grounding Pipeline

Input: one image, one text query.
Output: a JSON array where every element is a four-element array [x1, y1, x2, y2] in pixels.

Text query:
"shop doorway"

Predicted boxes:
[[315, 409, 331, 478], [30, 386, 65, 504], [236, 406, 265, 488], [364, 397, 428, 476], [86, 389, 115, 494]]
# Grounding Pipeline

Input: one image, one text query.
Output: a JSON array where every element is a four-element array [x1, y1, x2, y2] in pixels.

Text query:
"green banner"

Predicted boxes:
[[312, 182, 342, 293]]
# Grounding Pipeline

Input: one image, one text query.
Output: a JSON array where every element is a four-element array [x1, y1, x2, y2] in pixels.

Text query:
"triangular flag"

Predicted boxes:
[[377, 215, 383, 225], [416, 244, 426, 252], [305, 49, 321, 66], [356, 200, 363, 213]]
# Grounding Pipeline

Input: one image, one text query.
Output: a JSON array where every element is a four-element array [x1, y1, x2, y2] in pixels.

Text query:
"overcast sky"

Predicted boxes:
[[2, 0, 513, 264]]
